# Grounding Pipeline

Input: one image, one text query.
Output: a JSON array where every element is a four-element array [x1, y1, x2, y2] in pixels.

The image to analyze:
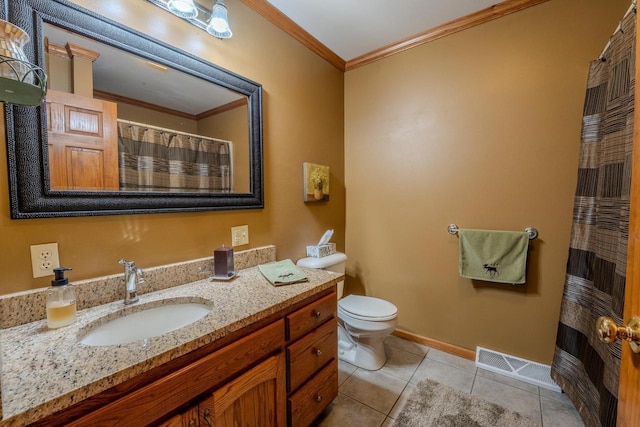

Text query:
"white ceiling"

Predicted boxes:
[[263, 0, 505, 61]]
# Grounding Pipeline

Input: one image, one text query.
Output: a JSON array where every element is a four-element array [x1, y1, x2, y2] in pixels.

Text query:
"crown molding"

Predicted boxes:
[[345, 0, 550, 71], [196, 97, 248, 120], [65, 41, 101, 62], [94, 89, 196, 119], [94, 89, 247, 121], [239, 0, 549, 73], [45, 40, 69, 58], [45, 40, 101, 63], [237, 0, 346, 71]]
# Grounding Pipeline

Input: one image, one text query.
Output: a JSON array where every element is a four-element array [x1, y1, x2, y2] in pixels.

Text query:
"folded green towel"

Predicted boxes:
[[458, 229, 529, 284], [258, 259, 309, 286]]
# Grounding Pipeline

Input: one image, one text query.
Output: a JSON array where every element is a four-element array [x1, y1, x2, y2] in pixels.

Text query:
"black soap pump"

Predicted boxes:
[[46, 267, 77, 329]]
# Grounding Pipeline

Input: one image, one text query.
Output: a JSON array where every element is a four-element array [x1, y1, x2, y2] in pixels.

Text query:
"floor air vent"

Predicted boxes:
[[475, 347, 561, 392]]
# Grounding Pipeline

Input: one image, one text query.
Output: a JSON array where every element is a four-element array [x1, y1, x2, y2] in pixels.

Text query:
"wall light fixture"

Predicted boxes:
[[167, 0, 199, 19], [148, 0, 233, 39]]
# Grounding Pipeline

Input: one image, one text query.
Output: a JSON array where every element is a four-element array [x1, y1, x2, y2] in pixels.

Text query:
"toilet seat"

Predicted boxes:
[[338, 295, 397, 321]]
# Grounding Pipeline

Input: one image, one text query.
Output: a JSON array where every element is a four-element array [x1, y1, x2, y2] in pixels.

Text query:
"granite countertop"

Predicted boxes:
[[0, 265, 342, 426]]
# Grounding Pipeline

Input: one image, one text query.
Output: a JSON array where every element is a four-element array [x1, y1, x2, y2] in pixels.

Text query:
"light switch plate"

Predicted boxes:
[[30, 243, 60, 278], [231, 225, 249, 246]]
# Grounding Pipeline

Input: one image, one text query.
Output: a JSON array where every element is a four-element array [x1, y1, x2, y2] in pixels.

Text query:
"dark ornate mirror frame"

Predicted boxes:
[[3, 0, 263, 218]]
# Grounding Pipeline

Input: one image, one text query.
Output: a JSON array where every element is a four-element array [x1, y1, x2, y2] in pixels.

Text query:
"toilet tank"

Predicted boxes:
[[297, 252, 347, 298]]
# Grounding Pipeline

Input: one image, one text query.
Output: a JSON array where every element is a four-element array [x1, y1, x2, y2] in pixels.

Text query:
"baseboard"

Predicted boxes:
[[392, 329, 476, 361]]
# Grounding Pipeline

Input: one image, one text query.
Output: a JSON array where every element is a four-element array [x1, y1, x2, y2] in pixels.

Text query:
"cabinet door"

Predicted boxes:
[[157, 405, 199, 427], [199, 353, 286, 427]]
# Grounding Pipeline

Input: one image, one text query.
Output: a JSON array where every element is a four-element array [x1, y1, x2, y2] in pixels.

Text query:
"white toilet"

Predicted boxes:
[[297, 252, 398, 370]]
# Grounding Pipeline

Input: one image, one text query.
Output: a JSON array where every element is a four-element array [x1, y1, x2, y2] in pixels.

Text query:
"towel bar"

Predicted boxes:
[[447, 224, 538, 240]]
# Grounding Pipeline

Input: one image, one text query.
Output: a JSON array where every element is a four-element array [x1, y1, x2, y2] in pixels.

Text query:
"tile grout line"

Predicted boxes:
[[386, 382, 410, 419], [538, 391, 544, 427], [382, 341, 428, 420], [470, 368, 478, 395], [337, 390, 391, 420]]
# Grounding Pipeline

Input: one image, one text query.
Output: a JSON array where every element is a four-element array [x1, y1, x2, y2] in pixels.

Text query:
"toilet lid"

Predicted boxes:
[[339, 295, 397, 321]]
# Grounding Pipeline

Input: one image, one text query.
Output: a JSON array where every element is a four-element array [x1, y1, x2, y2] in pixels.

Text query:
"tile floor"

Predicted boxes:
[[312, 335, 584, 427]]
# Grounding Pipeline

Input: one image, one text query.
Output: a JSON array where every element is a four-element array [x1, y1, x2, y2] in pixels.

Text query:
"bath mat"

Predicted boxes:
[[392, 379, 538, 427]]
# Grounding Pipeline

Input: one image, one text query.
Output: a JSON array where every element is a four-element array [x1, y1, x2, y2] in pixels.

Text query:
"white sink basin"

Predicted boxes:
[[80, 302, 212, 346]]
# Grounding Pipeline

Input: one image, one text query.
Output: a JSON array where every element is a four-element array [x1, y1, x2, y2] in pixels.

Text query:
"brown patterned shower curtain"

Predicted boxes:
[[117, 122, 232, 192], [551, 7, 635, 427]]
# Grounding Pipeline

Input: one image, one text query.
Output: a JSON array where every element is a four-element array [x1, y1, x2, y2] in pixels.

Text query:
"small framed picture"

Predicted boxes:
[[303, 162, 330, 202]]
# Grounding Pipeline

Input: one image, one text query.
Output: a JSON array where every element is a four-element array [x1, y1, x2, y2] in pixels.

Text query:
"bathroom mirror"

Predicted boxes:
[[3, 0, 263, 218]]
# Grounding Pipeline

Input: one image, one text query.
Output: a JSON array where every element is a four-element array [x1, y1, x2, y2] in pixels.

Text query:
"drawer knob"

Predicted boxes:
[[313, 310, 322, 319], [315, 348, 323, 357], [315, 394, 323, 402]]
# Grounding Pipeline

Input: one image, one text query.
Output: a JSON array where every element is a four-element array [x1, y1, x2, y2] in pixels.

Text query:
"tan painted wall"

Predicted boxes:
[[344, 0, 629, 364], [45, 43, 95, 96], [0, 0, 344, 294], [45, 52, 72, 93], [114, 102, 198, 134]]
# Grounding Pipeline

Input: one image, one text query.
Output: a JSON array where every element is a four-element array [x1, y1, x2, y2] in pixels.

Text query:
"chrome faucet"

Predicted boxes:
[[119, 259, 145, 304]]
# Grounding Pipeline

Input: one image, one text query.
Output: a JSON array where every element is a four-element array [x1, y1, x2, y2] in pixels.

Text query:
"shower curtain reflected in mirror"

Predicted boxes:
[[551, 7, 636, 427], [118, 122, 232, 192]]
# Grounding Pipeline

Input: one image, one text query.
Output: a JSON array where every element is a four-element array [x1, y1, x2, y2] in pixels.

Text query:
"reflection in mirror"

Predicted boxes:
[[43, 24, 250, 193], [4, 0, 263, 218]]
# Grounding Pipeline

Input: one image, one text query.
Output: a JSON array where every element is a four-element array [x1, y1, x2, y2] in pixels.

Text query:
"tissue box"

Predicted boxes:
[[306, 243, 336, 258]]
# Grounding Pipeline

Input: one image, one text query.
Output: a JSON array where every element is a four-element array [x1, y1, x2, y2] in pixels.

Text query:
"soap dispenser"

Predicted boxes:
[[46, 267, 77, 329]]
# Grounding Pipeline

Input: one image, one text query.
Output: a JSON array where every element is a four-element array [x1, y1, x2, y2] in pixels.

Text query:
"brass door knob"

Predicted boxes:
[[596, 316, 640, 353]]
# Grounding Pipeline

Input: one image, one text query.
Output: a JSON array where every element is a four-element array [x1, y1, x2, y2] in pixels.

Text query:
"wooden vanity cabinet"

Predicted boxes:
[[67, 320, 285, 427], [157, 406, 198, 427], [285, 291, 338, 426], [38, 287, 338, 427]]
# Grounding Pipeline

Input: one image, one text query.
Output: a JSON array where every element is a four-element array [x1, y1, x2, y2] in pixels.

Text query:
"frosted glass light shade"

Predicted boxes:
[[206, 0, 232, 39], [167, 0, 198, 19]]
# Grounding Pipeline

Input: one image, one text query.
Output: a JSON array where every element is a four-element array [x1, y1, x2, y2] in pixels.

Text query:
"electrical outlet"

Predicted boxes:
[[231, 225, 249, 246], [30, 243, 60, 278]]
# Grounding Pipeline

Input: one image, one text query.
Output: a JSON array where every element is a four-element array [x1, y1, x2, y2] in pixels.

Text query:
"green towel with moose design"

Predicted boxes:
[[258, 259, 309, 286], [458, 229, 529, 284]]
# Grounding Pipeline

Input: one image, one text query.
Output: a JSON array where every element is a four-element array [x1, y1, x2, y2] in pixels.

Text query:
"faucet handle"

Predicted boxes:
[[119, 259, 134, 268], [135, 267, 146, 283]]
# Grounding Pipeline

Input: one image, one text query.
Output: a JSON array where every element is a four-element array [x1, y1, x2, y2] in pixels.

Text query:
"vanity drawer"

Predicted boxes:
[[286, 291, 336, 342], [288, 359, 338, 427], [287, 317, 337, 392]]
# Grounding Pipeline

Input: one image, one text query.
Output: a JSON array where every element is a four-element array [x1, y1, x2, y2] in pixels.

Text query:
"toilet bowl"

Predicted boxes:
[[297, 252, 398, 370]]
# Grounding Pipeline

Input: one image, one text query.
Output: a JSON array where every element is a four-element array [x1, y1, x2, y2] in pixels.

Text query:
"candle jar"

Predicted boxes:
[[0, 20, 32, 83]]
